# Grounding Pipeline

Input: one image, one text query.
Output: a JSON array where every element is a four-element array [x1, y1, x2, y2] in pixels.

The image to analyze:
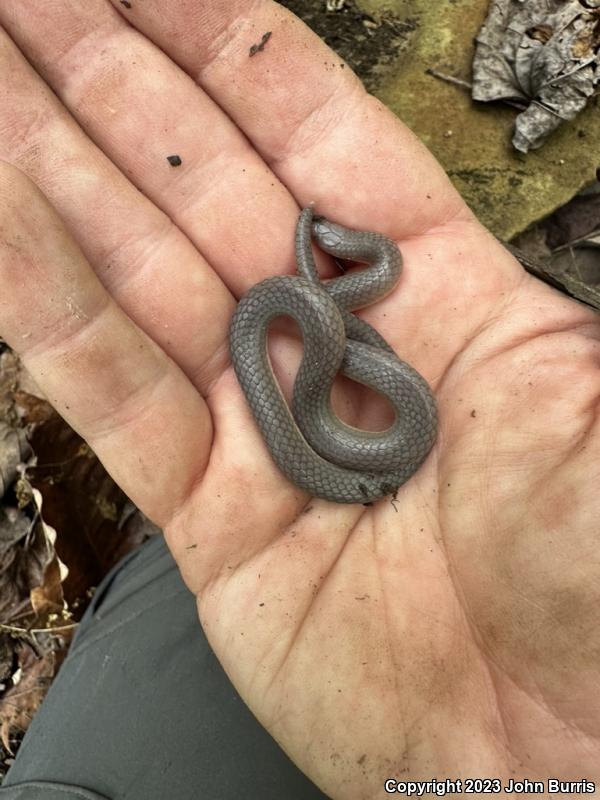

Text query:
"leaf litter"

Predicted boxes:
[[511, 175, 600, 309], [0, 344, 159, 780]]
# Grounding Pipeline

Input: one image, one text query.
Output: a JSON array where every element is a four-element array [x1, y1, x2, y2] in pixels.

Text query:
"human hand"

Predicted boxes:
[[0, 3, 598, 798]]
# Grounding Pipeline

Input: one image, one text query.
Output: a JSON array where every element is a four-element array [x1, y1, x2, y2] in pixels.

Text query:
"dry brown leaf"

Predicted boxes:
[[30, 557, 65, 618], [0, 634, 13, 687], [0, 644, 55, 753], [0, 486, 64, 624], [0, 506, 34, 622], [0, 350, 20, 422], [473, 0, 600, 152], [22, 408, 153, 601], [0, 349, 33, 500]]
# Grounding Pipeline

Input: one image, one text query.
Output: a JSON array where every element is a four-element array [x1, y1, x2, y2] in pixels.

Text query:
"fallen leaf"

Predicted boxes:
[[472, 0, 600, 152], [0, 506, 34, 622], [0, 486, 64, 624], [0, 644, 55, 753], [544, 181, 600, 248], [509, 178, 600, 309]]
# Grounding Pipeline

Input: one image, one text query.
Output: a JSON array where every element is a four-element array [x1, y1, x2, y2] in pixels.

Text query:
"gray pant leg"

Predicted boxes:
[[0, 535, 329, 800]]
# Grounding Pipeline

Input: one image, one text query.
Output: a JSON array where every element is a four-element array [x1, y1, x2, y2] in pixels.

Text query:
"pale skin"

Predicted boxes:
[[0, 2, 599, 798]]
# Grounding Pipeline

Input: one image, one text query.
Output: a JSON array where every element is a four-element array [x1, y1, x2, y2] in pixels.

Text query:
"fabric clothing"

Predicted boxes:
[[1, 534, 328, 799]]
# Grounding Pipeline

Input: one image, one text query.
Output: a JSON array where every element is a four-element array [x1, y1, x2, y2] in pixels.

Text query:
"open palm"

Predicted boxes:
[[0, 2, 598, 798]]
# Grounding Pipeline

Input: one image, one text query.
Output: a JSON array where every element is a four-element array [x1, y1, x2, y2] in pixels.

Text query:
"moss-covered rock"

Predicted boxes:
[[358, 0, 600, 238]]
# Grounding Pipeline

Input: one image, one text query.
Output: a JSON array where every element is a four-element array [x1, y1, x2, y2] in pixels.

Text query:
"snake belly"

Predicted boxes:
[[228, 207, 438, 504]]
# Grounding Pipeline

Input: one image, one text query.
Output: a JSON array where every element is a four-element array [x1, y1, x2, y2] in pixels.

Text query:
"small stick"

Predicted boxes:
[[425, 68, 472, 90]]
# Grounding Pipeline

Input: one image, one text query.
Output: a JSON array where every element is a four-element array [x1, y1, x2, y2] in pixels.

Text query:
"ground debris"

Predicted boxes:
[[510, 178, 600, 309], [472, 0, 600, 152], [279, 0, 417, 92], [1, 350, 160, 778], [0, 644, 56, 754]]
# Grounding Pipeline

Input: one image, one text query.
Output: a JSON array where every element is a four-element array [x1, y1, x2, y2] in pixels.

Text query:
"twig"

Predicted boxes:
[[552, 229, 600, 252], [0, 622, 78, 636], [503, 240, 600, 312], [425, 68, 530, 112], [425, 68, 472, 90]]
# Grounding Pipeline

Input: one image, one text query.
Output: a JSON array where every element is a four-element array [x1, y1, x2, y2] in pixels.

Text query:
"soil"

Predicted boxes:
[[279, 0, 418, 92]]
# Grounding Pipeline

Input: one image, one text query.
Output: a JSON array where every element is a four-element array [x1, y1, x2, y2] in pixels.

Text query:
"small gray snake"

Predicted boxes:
[[229, 207, 438, 504]]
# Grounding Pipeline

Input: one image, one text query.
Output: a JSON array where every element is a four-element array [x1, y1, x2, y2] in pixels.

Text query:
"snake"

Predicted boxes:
[[229, 207, 438, 504]]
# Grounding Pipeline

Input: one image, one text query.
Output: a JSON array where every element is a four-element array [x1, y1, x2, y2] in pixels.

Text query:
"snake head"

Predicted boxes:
[[312, 217, 346, 250]]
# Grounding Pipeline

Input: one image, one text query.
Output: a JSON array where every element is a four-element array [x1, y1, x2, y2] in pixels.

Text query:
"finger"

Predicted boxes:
[[1, 0, 473, 389], [0, 28, 233, 395], [0, 0, 301, 301], [0, 0, 455, 383], [0, 1, 483, 317], [0, 162, 209, 526], [0, 23, 335, 435], [105, 0, 469, 236], [94, 0, 527, 379]]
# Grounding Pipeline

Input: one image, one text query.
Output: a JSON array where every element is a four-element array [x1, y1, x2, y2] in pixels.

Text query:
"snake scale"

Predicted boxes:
[[229, 207, 438, 504]]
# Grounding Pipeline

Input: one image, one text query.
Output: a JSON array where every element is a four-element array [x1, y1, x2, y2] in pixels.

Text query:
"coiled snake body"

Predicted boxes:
[[229, 207, 437, 504]]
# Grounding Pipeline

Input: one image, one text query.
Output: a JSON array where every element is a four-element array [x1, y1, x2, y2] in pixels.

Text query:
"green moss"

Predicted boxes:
[[358, 0, 600, 238]]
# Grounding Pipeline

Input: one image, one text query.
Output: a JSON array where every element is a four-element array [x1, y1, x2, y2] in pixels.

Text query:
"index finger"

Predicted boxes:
[[106, 0, 468, 237]]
